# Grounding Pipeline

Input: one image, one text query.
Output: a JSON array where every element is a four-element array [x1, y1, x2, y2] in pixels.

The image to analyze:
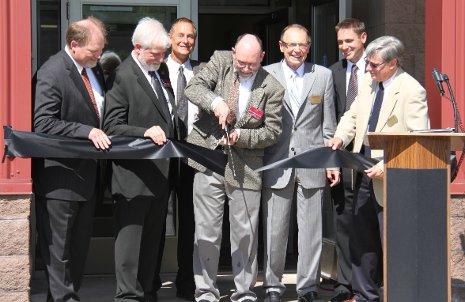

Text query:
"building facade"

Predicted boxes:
[[0, 0, 464, 300]]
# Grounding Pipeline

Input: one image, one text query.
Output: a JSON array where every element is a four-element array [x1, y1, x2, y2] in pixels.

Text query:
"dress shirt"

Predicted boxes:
[[345, 53, 367, 93], [166, 55, 199, 135], [131, 51, 173, 116], [65, 46, 104, 122]]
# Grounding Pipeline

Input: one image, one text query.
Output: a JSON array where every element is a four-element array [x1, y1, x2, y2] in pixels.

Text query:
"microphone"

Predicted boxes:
[[432, 68, 445, 96]]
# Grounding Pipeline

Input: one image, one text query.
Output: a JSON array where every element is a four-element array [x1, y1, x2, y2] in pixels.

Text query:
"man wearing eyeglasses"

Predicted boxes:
[[328, 18, 367, 302], [185, 34, 284, 302], [262, 24, 340, 302], [327, 36, 430, 302]]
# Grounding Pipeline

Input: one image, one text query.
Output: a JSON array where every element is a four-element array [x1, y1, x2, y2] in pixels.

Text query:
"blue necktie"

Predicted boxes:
[[368, 82, 384, 132]]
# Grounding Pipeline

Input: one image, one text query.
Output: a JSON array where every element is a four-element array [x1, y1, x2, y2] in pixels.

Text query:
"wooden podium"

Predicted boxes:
[[368, 132, 465, 302]]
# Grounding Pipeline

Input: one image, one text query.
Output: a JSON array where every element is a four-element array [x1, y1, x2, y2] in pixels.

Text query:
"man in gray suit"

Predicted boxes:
[[185, 34, 284, 302], [33, 17, 110, 301], [262, 24, 340, 302], [328, 18, 367, 302]]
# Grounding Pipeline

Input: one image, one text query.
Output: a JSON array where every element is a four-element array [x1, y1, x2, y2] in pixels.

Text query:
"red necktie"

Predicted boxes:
[[81, 68, 100, 120]]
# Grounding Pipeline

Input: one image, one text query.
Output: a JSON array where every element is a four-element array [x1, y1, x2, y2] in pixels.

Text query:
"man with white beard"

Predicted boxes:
[[104, 17, 175, 302]]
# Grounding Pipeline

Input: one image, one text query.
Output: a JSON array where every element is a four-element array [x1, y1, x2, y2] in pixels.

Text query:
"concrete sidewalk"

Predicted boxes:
[[30, 272, 336, 302]]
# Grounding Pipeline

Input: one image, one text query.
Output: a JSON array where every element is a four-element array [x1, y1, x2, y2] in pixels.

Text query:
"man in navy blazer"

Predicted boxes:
[[328, 18, 367, 302], [33, 17, 110, 302]]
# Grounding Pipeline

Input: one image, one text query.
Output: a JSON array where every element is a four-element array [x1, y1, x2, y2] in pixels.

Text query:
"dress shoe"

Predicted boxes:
[[330, 292, 354, 302], [297, 291, 319, 302], [264, 291, 282, 302], [176, 288, 195, 301]]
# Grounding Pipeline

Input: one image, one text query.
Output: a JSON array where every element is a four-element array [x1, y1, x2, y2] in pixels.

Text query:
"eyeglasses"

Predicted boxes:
[[280, 41, 311, 50], [365, 57, 386, 69], [235, 60, 260, 70]]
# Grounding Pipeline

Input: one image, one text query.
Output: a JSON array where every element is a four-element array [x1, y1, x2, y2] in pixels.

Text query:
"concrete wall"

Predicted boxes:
[[0, 196, 31, 302]]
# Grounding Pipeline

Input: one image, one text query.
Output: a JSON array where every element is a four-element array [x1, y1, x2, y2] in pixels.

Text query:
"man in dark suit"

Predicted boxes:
[[103, 17, 174, 302], [166, 17, 204, 301], [328, 18, 367, 302], [185, 34, 284, 302], [262, 24, 339, 302], [33, 17, 110, 302]]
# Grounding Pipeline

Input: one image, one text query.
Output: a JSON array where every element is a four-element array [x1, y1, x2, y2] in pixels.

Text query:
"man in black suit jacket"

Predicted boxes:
[[33, 17, 110, 302], [103, 17, 175, 302], [166, 17, 205, 301], [328, 18, 367, 302]]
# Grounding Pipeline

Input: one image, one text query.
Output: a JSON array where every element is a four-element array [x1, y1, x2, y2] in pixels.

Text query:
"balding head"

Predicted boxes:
[[232, 34, 265, 78], [66, 17, 106, 68]]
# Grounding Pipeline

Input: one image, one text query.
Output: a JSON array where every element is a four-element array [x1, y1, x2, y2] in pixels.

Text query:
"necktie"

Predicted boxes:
[[346, 64, 359, 110], [81, 68, 100, 120], [288, 72, 300, 114], [177, 66, 188, 139], [227, 72, 240, 126], [368, 82, 384, 132], [149, 71, 173, 131]]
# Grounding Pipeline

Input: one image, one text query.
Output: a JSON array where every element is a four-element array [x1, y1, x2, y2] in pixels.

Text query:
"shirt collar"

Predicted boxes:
[[282, 61, 304, 78], [380, 68, 399, 90], [167, 54, 192, 70], [65, 45, 84, 74], [348, 52, 367, 72]]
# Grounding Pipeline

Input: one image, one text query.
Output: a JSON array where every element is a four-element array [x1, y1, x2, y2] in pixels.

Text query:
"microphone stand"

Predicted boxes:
[[433, 68, 462, 182], [442, 73, 459, 133]]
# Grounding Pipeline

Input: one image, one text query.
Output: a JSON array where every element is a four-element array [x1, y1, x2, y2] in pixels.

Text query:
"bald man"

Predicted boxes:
[[185, 34, 284, 302], [33, 17, 109, 302]]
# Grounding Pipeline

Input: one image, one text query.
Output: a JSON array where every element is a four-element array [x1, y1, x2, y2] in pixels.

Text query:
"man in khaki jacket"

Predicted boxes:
[[327, 35, 430, 302]]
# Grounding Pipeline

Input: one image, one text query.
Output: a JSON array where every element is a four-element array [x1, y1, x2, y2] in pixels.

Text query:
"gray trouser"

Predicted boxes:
[[192, 170, 260, 302]]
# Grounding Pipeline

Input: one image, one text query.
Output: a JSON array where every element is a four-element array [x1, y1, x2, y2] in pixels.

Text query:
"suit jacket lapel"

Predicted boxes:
[[235, 68, 266, 128], [62, 51, 99, 124], [377, 69, 404, 130], [360, 80, 377, 135], [129, 57, 171, 125], [270, 64, 293, 116], [335, 60, 348, 112]]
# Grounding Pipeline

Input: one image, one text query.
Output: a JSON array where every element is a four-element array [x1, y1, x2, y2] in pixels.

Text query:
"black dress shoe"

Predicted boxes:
[[298, 291, 319, 302], [264, 291, 282, 302], [330, 292, 354, 302], [176, 288, 195, 301]]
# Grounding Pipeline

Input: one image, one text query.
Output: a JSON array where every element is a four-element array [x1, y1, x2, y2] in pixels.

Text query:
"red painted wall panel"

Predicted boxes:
[[0, 0, 32, 194], [426, 0, 465, 193]]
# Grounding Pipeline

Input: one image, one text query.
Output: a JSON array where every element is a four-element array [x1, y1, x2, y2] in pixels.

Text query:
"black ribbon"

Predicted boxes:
[[3, 126, 227, 176], [256, 146, 379, 172]]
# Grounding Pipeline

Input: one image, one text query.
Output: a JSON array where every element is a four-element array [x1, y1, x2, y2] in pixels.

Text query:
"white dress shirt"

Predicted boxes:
[[166, 55, 199, 135]]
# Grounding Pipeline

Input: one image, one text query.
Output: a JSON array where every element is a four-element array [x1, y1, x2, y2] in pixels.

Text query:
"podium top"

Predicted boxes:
[[368, 132, 465, 151]]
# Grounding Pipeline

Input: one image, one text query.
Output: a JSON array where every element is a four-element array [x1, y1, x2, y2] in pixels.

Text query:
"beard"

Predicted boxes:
[[137, 53, 160, 71]]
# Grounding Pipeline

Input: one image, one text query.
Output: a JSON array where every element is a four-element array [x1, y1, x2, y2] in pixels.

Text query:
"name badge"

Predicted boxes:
[[248, 106, 263, 119], [310, 96, 321, 104], [387, 115, 398, 127]]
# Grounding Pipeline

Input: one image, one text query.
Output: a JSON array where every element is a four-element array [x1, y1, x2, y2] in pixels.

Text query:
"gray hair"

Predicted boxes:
[[100, 51, 121, 75], [131, 17, 170, 49], [366, 35, 404, 67]]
